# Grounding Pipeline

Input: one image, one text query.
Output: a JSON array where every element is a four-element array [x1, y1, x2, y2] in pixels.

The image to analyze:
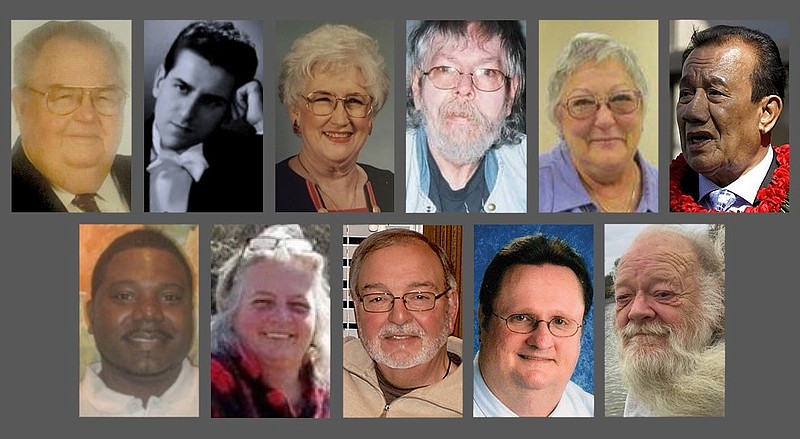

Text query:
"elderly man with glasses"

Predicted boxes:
[[11, 20, 131, 212], [344, 228, 462, 417], [474, 233, 594, 417], [405, 20, 527, 213]]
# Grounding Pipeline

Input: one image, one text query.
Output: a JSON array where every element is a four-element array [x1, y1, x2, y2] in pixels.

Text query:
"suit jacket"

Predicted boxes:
[[679, 147, 781, 204], [11, 138, 131, 212], [145, 119, 263, 212]]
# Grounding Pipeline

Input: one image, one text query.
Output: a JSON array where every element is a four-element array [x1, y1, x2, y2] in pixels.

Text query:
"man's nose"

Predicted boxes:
[[178, 96, 201, 122], [679, 90, 710, 123], [387, 297, 412, 326], [454, 72, 476, 98], [525, 321, 555, 349], [133, 294, 164, 321], [627, 293, 655, 323], [72, 90, 99, 122]]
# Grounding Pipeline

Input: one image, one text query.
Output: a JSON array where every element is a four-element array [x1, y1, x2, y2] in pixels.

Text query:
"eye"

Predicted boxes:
[[252, 298, 274, 309], [615, 292, 632, 306], [161, 291, 184, 303], [290, 301, 311, 314], [653, 290, 676, 301], [569, 95, 597, 108], [344, 95, 369, 106], [475, 68, 501, 79], [364, 294, 385, 304], [610, 92, 636, 103], [551, 317, 570, 327], [173, 82, 190, 94], [678, 88, 694, 103], [111, 290, 134, 302], [311, 93, 335, 104], [509, 314, 532, 323]]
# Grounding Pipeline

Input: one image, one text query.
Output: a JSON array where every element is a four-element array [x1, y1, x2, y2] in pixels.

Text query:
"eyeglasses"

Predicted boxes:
[[561, 90, 641, 120], [492, 311, 582, 337], [24, 85, 127, 116], [229, 235, 316, 277], [302, 92, 373, 118], [358, 288, 450, 313], [422, 66, 508, 92]]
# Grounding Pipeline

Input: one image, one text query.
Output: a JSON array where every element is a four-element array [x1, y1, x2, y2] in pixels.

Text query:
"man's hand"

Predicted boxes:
[[231, 79, 263, 134]]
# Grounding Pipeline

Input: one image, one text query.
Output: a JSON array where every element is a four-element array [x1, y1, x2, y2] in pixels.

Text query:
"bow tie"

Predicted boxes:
[[147, 148, 208, 181]]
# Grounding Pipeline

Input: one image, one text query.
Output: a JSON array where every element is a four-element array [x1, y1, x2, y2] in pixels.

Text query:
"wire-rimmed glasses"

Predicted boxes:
[[24, 85, 127, 116], [422, 66, 508, 92], [560, 89, 641, 120], [302, 92, 373, 118], [492, 311, 582, 337], [358, 288, 450, 313]]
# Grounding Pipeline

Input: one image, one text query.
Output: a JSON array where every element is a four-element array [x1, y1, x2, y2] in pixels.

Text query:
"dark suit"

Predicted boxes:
[[11, 138, 131, 212], [145, 119, 263, 212]]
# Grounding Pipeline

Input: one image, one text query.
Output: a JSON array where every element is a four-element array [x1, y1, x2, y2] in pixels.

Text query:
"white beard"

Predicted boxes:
[[618, 322, 725, 416], [422, 97, 505, 166]]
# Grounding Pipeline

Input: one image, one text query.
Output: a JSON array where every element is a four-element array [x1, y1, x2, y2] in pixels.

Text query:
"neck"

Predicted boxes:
[[706, 145, 770, 188], [479, 355, 562, 417], [376, 349, 454, 390], [98, 360, 183, 407], [293, 154, 365, 210], [577, 161, 641, 212], [428, 147, 481, 190], [260, 358, 306, 408]]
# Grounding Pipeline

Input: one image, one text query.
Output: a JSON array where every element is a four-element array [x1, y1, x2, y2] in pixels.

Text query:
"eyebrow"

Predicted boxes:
[[360, 281, 439, 292]]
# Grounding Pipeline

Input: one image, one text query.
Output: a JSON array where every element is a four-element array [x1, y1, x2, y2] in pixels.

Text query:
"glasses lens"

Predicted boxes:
[[472, 69, 506, 92], [343, 95, 371, 118], [91, 88, 126, 116], [567, 95, 599, 119], [426, 66, 458, 89], [549, 317, 579, 337], [404, 291, 436, 311], [362, 293, 393, 312], [608, 91, 639, 114], [307, 92, 336, 116], [504, 314, 534, 333], [47, 87, 83, 115]]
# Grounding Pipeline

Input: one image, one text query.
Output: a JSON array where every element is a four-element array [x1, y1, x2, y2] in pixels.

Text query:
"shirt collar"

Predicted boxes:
[[698, 145, 774, 205]]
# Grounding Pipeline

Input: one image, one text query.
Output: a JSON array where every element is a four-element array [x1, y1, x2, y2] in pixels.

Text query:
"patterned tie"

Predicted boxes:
[[709, 188, 737, 211], [72, 193, 100, 212]]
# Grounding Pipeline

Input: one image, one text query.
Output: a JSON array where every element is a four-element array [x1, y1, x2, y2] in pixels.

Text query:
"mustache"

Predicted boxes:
[[123, 324, 173, 341], [619, 321, 672, 340], [439, 98, 489, 123], [378, 323, 426, 338]]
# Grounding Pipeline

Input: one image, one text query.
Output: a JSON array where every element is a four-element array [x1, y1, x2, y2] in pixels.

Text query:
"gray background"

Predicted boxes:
[[2, 0, 797, 435]]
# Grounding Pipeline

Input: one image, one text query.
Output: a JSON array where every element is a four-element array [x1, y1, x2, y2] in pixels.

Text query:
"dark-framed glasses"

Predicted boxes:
[[422, 66, 508, 92], [302, 92, 373, 118], [492, 311, 582, 337], [358, 288, 450, 313], [24, 85, 127, 116], [561, 89, 641, 120]]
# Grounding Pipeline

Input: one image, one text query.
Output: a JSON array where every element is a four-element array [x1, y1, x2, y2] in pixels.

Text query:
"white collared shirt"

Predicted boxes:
[[53, 175, 129, 213], [79, 359, 199, 417], [148, 125, 208, 212], [698, 146, 774, 211]]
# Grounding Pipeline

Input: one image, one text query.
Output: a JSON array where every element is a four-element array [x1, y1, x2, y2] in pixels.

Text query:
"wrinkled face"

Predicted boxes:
[[677, 43, 766, 187], [557, 59, 643, 178], [152, 50, 236, 151], [412, 27, 516, 165], [87, 248, 193, 380], [233, 259, 316, 365], [354, 242, 458, 369], [480, 264, 584, 397], [13, 37, 125, 194], [293, 66, 373, 169], [614, 232, 708, 358]]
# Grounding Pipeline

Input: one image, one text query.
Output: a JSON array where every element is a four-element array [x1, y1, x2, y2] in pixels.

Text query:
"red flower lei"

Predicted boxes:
[[669, 144, 790, 213]]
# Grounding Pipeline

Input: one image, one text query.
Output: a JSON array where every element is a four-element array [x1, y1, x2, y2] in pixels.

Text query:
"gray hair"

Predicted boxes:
[[211, 225, 330, 385], [406, 20, 526, 146], [279, 24, 390, 115], [349, 228, 458, 299], [547, 32, 648, 127], [14, 20, 129, 89]]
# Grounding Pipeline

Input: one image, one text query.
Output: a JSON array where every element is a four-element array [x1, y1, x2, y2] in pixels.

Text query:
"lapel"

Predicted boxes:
[[11, 138, 67, 212]]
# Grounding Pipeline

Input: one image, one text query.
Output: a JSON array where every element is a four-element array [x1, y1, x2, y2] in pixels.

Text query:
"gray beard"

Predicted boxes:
[[422, 99, 505, 166], [359, 310, 451, 369]]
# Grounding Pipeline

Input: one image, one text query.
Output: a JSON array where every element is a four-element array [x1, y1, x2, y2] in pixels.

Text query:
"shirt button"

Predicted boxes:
[[486, 203, 496, 212]]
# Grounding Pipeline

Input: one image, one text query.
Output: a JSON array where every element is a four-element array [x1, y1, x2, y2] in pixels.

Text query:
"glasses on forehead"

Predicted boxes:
[[561, 90, 641, 120], [231, 235, 316, 272], [358, 288, 450, 313], [492, 311, 582, 337], [302, 92, 373, 118], [422, 66, 508, 92], [25, 85, 127, 116]]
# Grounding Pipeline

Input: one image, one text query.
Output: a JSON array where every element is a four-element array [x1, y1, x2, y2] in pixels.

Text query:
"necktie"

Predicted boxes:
[[709, 188, 737, 211], [72, 193, 100, 212]]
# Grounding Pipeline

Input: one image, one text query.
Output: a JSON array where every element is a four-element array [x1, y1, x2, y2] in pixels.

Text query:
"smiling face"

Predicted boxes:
[[87, 247, 193, 382], [13, 36, 125, 194], [479, 264, 584, 402], [232, 259, 316, 368], [152, 50, 236, 151], [676, 42, 767, 187], [412, 25, 516, 165], [292, 66, 373, 170], [354, 242, 458, 369], [556, 59, 643, 179]]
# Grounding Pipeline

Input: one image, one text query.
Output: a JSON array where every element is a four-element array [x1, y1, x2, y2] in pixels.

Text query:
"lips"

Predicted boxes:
[[262, 331, 293, 340], [323, 130, 353, 143], [518, 353, 554, 362], [685, 129, 716, 149], [124, 329, 171, 343]]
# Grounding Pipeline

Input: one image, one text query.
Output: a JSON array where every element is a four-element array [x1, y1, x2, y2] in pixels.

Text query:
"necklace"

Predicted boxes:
[[297, 155, 359, 212], [442, 355, 453, 380], [584, 166, 640, 212]]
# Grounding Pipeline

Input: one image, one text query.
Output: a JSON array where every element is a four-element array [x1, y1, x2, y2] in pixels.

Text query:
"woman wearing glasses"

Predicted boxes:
[[539, 32, 658, 213], [210, 224, 330, 417], [276, 24, 393, 212]]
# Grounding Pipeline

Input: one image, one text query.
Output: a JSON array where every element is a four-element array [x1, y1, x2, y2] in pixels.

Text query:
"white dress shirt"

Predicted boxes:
[[698, 146, 774, 211], [147, 125, 208, 212]]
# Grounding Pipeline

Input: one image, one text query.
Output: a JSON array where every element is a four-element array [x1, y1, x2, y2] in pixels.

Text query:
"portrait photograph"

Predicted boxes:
[[538, 20, 658, 213]]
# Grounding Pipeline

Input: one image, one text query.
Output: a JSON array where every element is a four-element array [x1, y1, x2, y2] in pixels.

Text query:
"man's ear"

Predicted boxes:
[[85, 298, 95, 335], [411, 71, 423, 109], [11, 87, 28, 120], [758, 95, 783, 135], [152, 65, 166, 98], [447, 288, 460, 335], [477, 305, 484, 342], [505, 76, 520, 117]]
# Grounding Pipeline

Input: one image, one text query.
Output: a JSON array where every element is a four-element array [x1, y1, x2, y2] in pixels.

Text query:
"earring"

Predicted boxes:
[[293, 119, 300, 135]]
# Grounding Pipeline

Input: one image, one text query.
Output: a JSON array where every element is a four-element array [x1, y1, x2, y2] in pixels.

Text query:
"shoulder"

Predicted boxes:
[[359, 163, 394, 182]]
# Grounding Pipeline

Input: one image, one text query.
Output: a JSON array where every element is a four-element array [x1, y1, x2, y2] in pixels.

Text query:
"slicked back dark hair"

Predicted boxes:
[[91, 229, 193, 296], [163, 21, 257, 90], [682, 24, 786, 101], [478, 234, 592, 331]]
